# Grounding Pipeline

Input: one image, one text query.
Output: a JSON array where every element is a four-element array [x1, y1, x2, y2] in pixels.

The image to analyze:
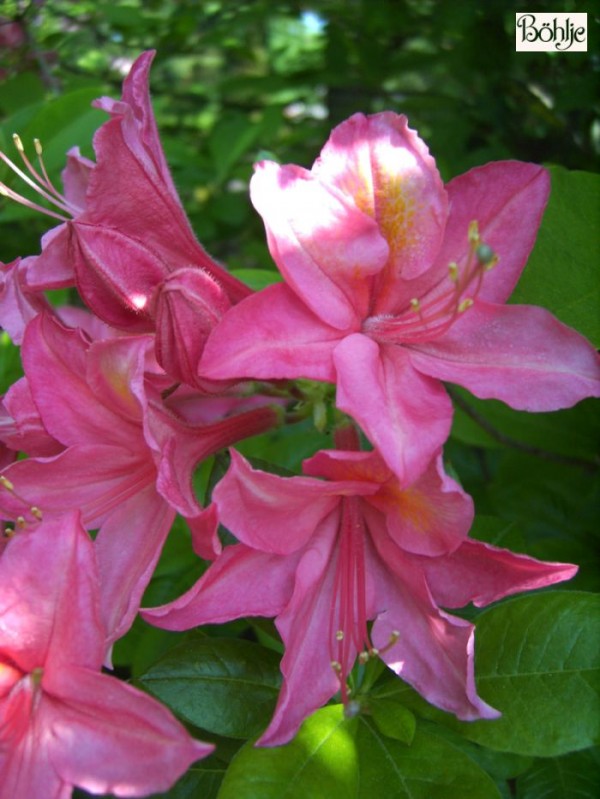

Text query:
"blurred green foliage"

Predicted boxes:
[[1, 0, 598, 268]]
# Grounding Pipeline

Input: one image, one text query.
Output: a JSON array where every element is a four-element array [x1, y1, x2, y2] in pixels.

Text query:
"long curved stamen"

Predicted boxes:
[[0, 134, 74, 221], [364, 221, 498, 345]]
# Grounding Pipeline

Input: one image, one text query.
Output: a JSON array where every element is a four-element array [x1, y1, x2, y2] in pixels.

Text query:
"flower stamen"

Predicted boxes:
[[364, 220, 499, 346], [0, 134, 74, 221], [329, 496, 373, 703]]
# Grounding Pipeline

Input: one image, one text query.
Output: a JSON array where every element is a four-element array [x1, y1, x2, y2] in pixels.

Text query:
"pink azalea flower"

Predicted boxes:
[[142, 442, 577, 746], [0, 511, 212, 798], [0, 256, 52, 344], [64, 51, 250, 379], [1, 52, 249, 387], [200, 112, 600, 483], [0, 312, 279, 646]]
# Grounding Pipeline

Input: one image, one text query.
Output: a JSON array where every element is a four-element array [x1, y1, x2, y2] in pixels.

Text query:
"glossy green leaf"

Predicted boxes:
[[450, 386, 600, 465], [386, 592, 600, 757], [217, 705, 501, 799], [217, 705, 359, 799], [148, 754, 227, 799], [369, 698, 416, 744], [510, 166, 600, 347], [516, 749, 600, 799], [139, 635, 281, 738], [355, 719, 502, 799]]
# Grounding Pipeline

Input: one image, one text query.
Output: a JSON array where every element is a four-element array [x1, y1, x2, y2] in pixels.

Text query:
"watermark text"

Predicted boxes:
[[516, 13, 587, 52]]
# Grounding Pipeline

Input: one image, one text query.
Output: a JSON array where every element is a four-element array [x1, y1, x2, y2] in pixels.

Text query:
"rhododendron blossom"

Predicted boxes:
[[200, 112, 600, 483], [0, 51, 248, 387], [143, 440, 577, 746], [0, 312, 278, 645], [0, 45, 597, 787], [0, 511, 211, 799]]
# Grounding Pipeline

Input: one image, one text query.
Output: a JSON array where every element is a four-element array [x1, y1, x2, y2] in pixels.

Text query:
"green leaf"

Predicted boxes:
[[217, 705, 500, 799], [516, 749, 600, 799], [138, 635, 281, 738], [230, 268, 282, 291], [417, 722, 533, 781], [355, 719, 502, 799], [2, 87, 105, 185], [369, 698, 416, 744], [148, 754, 227, 798], [217, 705, 359, 799], [388, 592, 600, 757], [510, 166, 600, 347], [0, 331, 23, 394], [449, 386, 600, 465]]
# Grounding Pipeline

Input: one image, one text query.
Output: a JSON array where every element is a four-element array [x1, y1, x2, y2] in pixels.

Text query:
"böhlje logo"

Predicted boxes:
[[515, 12, 587, 52]]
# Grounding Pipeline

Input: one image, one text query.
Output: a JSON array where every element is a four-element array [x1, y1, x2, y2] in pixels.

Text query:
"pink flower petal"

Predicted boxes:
[[94, 485, 175, 647], [0, 703, 71, 799], [25, 226, 75, 291], [44, 667, 211, 796], [201, 283, 340, 382], [213, 449, 375, 555], [89, 51, 249, 305], [409, 300, 600, 410], [420, 538, 578, 609], [251, 160, 388, 329], [0, 257, 50, 344], [258, 521, 341, 746], [61, 147, 94, 213], [142, 543, 300, 630], [186, 502, 221, 560], [314, 112, 448, 295], [0, 512, 104, 673], [0, 377, 62, 457], [334, 334, 453, 484], [371, 535, 499, 721], [438, 161, 550, 305], [304, 448, 473, 556], [0, 446, 153, 529], [21, 314, 142, 448]]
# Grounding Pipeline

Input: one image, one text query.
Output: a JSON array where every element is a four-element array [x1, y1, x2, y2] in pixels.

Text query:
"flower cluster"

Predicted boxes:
[[1, 51, 598, 794]]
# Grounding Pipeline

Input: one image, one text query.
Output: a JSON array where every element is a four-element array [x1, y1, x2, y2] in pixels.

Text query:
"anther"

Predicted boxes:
[[12, 133, 24, 153], [368, 647, 379, 657], [468, 220, 480, 245], [16, 516, 26, 529], [30, 506, 43, 520], [409, 298, 420, 312], [3, 527, 15, 538], [358, 651, 370, 664], [34, 138, 43, 156], [331, 660, 342, 673], [448, 262, 458, 283], [458, 298, 474, 313], [0, 475, 15, 491], [335, 630, 344, 641]]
